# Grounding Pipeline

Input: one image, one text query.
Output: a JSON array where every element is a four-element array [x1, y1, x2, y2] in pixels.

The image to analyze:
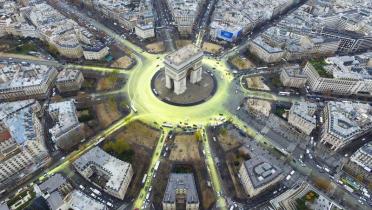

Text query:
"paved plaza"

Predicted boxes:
[[152, 69, 217, 106]]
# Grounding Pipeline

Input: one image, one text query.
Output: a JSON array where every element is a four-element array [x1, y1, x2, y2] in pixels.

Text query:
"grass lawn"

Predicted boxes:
[[309, 60, 333, 78], [230, 55, 255, 70], [7, 42, 37, 55]]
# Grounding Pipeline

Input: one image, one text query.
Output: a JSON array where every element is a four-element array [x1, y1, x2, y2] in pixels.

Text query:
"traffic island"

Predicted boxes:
[[151, 68, 217, 106]]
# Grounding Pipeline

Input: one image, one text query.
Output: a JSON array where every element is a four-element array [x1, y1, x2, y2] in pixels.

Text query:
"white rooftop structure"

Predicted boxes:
[[73, 147, 133, 199], [164, 44, 203, 69], [326, 101, 372, 141], [48, 100, 80, 143], [0, 99, 41, 145], [290, 102, 317, 125], [163, 173, 199, 204], [0, 63, 57, 96], [59, 190, 107, 210]]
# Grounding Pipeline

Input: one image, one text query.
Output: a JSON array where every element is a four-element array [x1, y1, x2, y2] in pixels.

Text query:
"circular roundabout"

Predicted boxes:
[[124, 53, 236, 127]]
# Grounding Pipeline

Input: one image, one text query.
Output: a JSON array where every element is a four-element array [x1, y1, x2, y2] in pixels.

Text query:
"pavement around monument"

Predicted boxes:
[[152, 68, 217, 106]]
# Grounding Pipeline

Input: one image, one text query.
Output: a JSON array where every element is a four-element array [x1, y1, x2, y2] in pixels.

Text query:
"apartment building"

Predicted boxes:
[[0, 63, 58, 101], [320, 101, 372, 151], [162, 173, 199, 210], [73, 147, 133, 200], [239, 157, 284, 197], [48, 100, 84, 151], [166, 0, 204, 35], [303, 55, 372, 95], [280, 65, 307, 88], [249, 36, 285, 63], [0, 100, 48, 185], [55, 69, 84, 93], [288, 102, 317, 135], [350, 143, 372, 173]]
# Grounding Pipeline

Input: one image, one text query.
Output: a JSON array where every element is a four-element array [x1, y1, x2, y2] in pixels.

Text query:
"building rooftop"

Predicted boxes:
[[63, 190, 106, 210], [0, 63, 57, 93], [0, 204, 10, 210], [243, 157, 283, 189], [56, 69, 81, 83], [48, 100, 80, 142], [252, 36, 284, 53], [211, 0, 293, 33], [283, 65, 307, 78], [39, 173, 67, 194], [163, 173, 199, 204], [47, 191, 64, 210], [0, 100, 40, 145], [326, 101, 372, 141], [73, 147, 132, 193], [165, 44, 202, 66], [290, 102, 317, 125]]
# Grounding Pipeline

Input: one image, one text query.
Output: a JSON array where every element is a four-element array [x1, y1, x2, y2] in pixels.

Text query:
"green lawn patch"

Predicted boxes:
[[7, 189, 36, 210], [78, 109, 94, 122], [309, 60, 333, 78], [7, 42, 37, 55], [103, 138, 134, 163]]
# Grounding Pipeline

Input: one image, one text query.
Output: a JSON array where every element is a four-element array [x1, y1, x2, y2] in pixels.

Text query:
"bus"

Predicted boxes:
[[94, 137, 104, 146], [256, 66, 268, 70], [141, 174, 147, 185], [278, 91, 291, 96], [130, 104, 137, 113], [154, 161, 160, 171], [162, 122, 173, 128]]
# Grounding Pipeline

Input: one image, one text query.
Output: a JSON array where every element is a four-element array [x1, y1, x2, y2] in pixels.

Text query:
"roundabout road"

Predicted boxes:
[[124, 53, 236, 126]]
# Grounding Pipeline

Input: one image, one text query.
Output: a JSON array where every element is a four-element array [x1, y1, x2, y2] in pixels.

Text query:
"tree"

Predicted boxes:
[[195, 130, 202, 141], [314, 177, 331, 192], [356, 174, 364, 183], [219, 127, 227, 136]]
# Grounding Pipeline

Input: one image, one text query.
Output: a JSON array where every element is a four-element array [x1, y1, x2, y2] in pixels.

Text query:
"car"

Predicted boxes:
[[90, 193, 96, 198], [290, 170, 295, 175], [107, 202, 113, 207], [79, 185, 85, 190]]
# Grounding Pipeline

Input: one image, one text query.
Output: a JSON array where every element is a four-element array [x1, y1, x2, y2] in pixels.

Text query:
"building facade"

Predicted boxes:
[[0, 100, 48, 184], [73, 147, 133, 200], [280, 65, 307, 88], [239, 158, 283, 197], [0, 63, 58, 101], [48, 100, 85, 151], [320, 101, 372, 151], [288, 102, 317, 135], [163, 173, 199, 210], [350, 143, 372, 173], [56, 69, 84, 93], [303, 61, 367, 95]]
